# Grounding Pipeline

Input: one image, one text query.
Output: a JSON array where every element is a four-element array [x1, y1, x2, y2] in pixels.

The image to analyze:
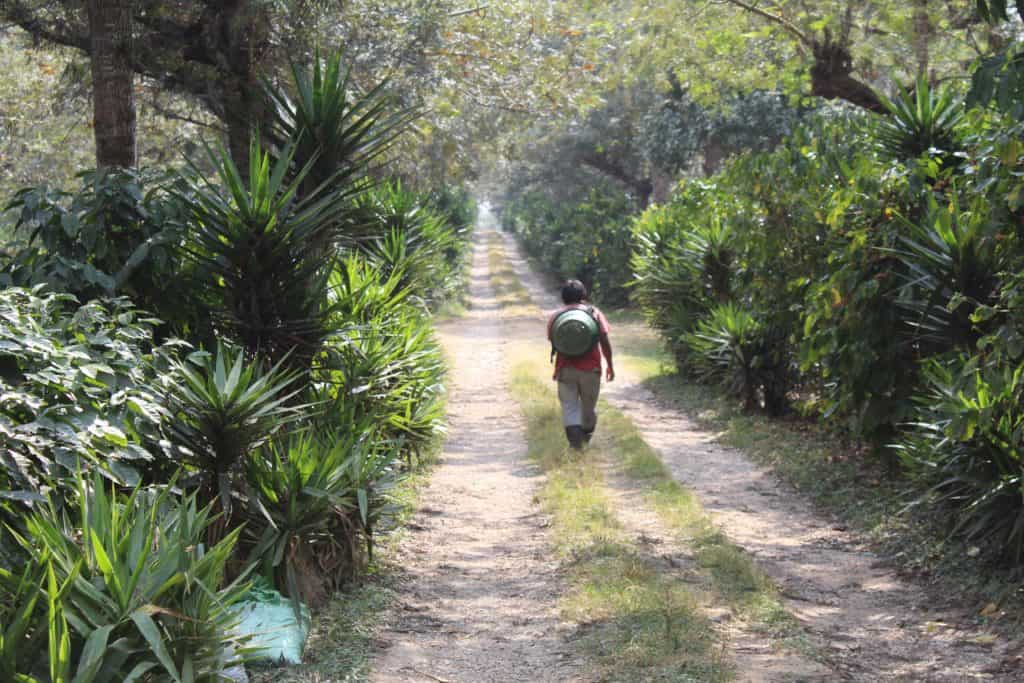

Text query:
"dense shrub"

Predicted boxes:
[[0, 289, 178, 558], [0, 47, 471, 676], [632, 80, 1024, 557], [354, 181, 469, 308], [3, 473, 249, 682], [505, 182, 635, 304], [0, 168, 197, 334], [631, 181, 739, 364]]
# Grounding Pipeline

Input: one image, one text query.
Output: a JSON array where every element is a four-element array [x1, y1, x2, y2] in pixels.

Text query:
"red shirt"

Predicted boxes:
[[547, 303, 611, 374]]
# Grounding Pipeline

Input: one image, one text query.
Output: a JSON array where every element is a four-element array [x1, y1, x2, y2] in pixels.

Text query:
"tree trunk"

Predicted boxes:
[[913, 0, 931, 77], [217, 0, 271, 174], [88, 0, 136, 168]]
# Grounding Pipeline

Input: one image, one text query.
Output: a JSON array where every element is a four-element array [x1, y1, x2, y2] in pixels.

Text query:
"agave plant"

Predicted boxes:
[[158, 342, 306, 512], [265, 48, 417, 195], [354, 181, 464, 306], [896, 356, 1024, 562], [177, 137, 360, 368], [6, 473, 250, 681], [244, 423, 400, 605], [326, 255, 411, 325], [322, 312, 446, 457], [889, 194, 1005, 352], [685, 303, 789, 413], [875, 76, 966, 161]]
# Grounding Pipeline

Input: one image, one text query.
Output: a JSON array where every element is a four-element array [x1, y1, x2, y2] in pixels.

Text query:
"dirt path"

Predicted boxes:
[[371, 220, 578, 682], [498, 230, 1020, 681]]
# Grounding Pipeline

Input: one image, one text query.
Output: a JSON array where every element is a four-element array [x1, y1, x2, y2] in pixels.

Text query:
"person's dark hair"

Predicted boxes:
[[561, 279, 587, 304]]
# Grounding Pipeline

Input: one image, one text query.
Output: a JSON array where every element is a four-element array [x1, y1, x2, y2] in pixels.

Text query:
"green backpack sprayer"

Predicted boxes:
[[550, 306, 600, 360]]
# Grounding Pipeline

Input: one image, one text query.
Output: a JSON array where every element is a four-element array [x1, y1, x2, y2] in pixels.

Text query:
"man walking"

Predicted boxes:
[[547, 280, 614, 450]]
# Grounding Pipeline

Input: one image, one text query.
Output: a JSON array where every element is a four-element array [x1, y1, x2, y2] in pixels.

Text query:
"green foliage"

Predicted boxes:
[[630, 183, 738, 363], [321, 258, 447, 456], [245, 426, 398, 605], [354, 181, 468, 306], [177, 138, 359, 366], [506, 183, 635, 305], [2, 168, 192, 328], [875, 77, 966, 161], [265, 49, 416, 203], [897, 356, 1024, 563], [0, 289, 179, 559], [890, 195, 1005, 352], [5, 473, 249, 681], [684, 304, 788, 414], [157, 342, 305, 510]]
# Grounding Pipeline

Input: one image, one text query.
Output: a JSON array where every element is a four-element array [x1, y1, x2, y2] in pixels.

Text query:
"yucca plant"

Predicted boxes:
[[686, 303, 764, 410], [889, 194, 1005, 352], [630, 228, 703, 344], [177, 137, 360, 368], [322, 314, 446, 457], [875, 76, 966, 161], [685, 303, 789, 413], [685, 216, 735, 304], [244, 423, 398, 605], [265, 48, 416, 197], [354, 182, 463, 306], [6, 473, 250, 681], [896, 356, 1024, 562], [326, 256, 411, 325], [158, 342, 306, 512]]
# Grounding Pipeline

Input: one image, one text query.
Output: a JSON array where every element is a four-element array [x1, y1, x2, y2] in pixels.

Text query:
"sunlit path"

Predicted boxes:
[[372, 211, 578, 682]]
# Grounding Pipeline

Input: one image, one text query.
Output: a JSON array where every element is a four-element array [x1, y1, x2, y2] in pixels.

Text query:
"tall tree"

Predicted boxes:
[[88, 0, 136, 167], [0, 0, 271, 169]]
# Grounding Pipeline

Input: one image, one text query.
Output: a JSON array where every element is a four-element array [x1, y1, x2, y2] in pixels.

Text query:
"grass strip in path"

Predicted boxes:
[[608, 317, 1024, 622], [509, 356, 731, 682], [487, 233, 535, 314], [597, 406, 818, 659]]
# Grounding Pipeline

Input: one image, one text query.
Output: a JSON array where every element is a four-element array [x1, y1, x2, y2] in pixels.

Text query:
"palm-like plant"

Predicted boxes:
[[685, 304, 789, 414], [265, 48, 417, 216], [178, 138, 360, 367], [875, 76, 966, 160], [354, 182, 463, 305], [326, 255, 411, 325], [244, 424, 399, 605], [686, 303, 765, 410], [897, 356, 1024, 562], [889, 194, 1004, 352], [7, 473, 250, 682], [158, 342, 305, 511]]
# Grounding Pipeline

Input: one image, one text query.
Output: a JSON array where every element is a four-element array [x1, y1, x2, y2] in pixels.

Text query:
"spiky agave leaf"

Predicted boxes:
[[177, 137, 360, 366], [11, 472, 250, 681], [874, 76, 966, 161], [158, 342, 307, 510]]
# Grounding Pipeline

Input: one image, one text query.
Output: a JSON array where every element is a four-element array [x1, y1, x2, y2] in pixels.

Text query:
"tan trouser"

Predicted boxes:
[[557, 366, 601, 432]]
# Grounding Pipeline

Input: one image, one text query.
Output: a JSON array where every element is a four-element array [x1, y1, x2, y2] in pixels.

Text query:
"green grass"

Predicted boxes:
[[510, 358, 731, 682], [487, 234, 534, 312], [609, 316, 1024, 624], [598, 406, 815, 655]]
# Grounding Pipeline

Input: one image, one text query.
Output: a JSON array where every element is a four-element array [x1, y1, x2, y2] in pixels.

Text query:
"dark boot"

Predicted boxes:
[[565, 426, 585, 450], [582, 428, 594, 444]]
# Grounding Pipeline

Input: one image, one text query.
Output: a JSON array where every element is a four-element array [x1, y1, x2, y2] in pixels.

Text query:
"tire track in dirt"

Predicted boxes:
[[498, 229, 1019, 681], [371, 218, 579, 682]]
